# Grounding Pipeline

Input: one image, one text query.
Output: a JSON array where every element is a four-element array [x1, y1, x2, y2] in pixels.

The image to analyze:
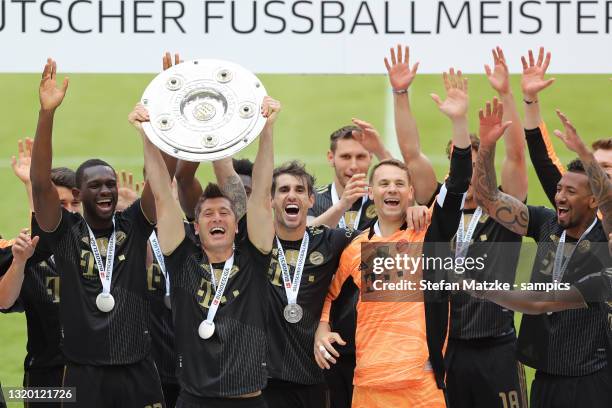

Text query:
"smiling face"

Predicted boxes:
[[76, 165, 118, 224], [272, 174, 315, 231], [555, 171, 596, 229], [328, 137, 372, 188], [369, 164, 414, 222], [194, 197, 237, 252]]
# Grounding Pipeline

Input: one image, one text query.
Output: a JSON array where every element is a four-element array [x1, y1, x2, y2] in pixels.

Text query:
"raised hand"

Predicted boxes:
[[351, 118, 384, 153], [11, 138, 33, 185], [11, 229, 39, 264], [261, 96, 282, 126], [485, 47, 510, 95], [128, 103, 150, 131], [340, 174, 369, 209], [384, 44, 419, 91], [162, 51, 182, 71], [553, 110, 588, 156], [39, 58, 69, 111], [431, 68, 469, 120], [116, 170, 140, 211], [521, 47, 554, 100], [478, 98, 512, 146]]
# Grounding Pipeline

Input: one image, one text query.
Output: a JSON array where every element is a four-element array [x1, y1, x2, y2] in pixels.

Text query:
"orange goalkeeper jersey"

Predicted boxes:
[[320, 226, 431, 389]]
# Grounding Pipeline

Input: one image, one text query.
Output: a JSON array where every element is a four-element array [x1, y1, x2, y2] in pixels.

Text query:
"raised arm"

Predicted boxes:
[[485, 47, 528, 201], [30, 59, 69, 232], [554, 111, 612, 236], [247, 97, 280, 253], [474, 99, 528, 236], [384, 45, 437, 205], [213, 159, 247, 221], [11, 138, 35, 212], [174, 161, 203, 220], [0, 229, 38, 310], [129, 104, 184, 253], [351, 118, 392, 161]]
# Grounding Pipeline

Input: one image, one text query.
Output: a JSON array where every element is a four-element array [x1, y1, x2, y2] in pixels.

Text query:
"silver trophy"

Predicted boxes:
[[141, 59, 268, 161]]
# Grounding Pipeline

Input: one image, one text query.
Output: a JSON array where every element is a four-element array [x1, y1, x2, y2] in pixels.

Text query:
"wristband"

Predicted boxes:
[[392, 89, 408, 95], [524, 99, 538, 105]]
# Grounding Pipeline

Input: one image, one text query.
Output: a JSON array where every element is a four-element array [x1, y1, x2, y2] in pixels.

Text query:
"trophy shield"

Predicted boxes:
[[141, 59, 268, 162]]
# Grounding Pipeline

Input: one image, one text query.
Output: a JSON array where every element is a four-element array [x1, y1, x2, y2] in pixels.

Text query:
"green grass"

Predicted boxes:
[[0, 73, 609, 406]]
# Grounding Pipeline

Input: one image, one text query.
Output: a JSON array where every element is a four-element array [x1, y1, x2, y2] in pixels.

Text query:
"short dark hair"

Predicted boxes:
[[592, 138, 612, 151], [369, 159, 412, 184], [194, 183, 236, 220], [566, 158, 586, 174], [75, 159, 115, 188], [446, 133, 480, 159], [51, 167, 76, 189], [272, 161, 316, 196], [330, 125, 360, 152], [233, 158, 254, 177]]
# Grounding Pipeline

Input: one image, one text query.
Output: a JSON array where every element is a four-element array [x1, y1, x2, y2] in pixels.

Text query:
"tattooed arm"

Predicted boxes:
[[213, 159, 247, 221], [554, 110, 612, 236], [473, 99, 529, 236]]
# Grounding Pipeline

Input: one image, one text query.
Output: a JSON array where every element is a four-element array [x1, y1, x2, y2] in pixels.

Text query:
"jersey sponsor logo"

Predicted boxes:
[[196, 265, 240, 309], [268, 248, 316, 287], [45, 276, 60, 303], [79, 235, 127, 279], [147, 262, 165, 292]]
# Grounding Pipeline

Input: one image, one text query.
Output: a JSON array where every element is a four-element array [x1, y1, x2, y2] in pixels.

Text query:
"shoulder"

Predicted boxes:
[[315, 184, 331, 195]]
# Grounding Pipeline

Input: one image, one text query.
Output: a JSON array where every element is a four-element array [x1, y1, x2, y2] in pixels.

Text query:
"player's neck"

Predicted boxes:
[[377, 216, 404, 237], [332, 178, 345, 197], [275, 222, 307, 242], [84, 211, 114, 230], [462, 199, 478, 211], [565, 213, 597, 239], [203, 245, 234, 264]]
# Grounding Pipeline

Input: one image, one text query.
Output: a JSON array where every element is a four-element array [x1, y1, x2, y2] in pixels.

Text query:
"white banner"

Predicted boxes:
[[0, 0, 611, 73]]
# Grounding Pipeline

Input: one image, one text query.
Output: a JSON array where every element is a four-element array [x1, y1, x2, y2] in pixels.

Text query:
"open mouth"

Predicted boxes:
[[383, 198, 400, 207], [285, 204, 300, 216], [557, 206, 569, 220], [96, 198, 113, 211], [209, 226, 226, 237]]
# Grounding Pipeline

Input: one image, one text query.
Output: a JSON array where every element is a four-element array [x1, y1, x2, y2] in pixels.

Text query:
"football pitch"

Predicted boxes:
[[0, 73, 609, 406]]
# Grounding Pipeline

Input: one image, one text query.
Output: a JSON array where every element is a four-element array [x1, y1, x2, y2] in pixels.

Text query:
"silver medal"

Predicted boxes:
[[198, 320, 215, 339], [284, 304, 303, 324], [96, 293, 115, 313]]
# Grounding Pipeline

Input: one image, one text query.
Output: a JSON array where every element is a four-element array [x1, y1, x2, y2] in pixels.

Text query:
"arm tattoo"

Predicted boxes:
[[475, 144, 529, 235], [221, 174, 247, 220], [584, 160, 612, 236]]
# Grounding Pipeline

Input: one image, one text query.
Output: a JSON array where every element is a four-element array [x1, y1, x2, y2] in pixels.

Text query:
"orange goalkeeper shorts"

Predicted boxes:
[[352, 373, 446, 408]]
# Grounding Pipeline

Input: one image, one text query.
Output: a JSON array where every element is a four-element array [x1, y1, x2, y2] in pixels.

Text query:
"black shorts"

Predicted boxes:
[[446, 336, 528, 408], [62, 358, 165, 407], [162, 382, 180, 408], [23, 366, 64, 408], [263, 379, 328, 408], [323, 354, 355, 408], [530, 368, 612, 408], [176, 392, 267, 408]]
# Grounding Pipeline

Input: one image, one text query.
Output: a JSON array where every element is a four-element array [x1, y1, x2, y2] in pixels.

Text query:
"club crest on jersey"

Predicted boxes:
[[365, 204, 376, 219], [309, 251, 324, 265], [577, 240, 590, 253]]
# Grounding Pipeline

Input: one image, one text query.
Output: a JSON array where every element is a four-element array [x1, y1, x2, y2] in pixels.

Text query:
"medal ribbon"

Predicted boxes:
[[331, 182, 367, 230], [149, 231, 170, 297], [86, 217, 116, 296], [276, 232, 310, 306], [455, 207, 483, 260], [205, 255, 234, 324], [552, 218, 597, 282]]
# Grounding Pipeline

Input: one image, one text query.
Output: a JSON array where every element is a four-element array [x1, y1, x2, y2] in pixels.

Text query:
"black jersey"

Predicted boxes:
[[31, 200, 154, 365], [449, 207, 523, 340], [165, 220, 271, 398], [518, 205, 610, 375], [308, 184, 377, 231], [146, 234, 177, 384], [0, 249, 62, 370], [266, 225, 357, 385]]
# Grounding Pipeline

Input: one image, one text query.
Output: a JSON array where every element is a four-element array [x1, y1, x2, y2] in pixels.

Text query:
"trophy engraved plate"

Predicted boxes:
[[141, 59, 268, 161]]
